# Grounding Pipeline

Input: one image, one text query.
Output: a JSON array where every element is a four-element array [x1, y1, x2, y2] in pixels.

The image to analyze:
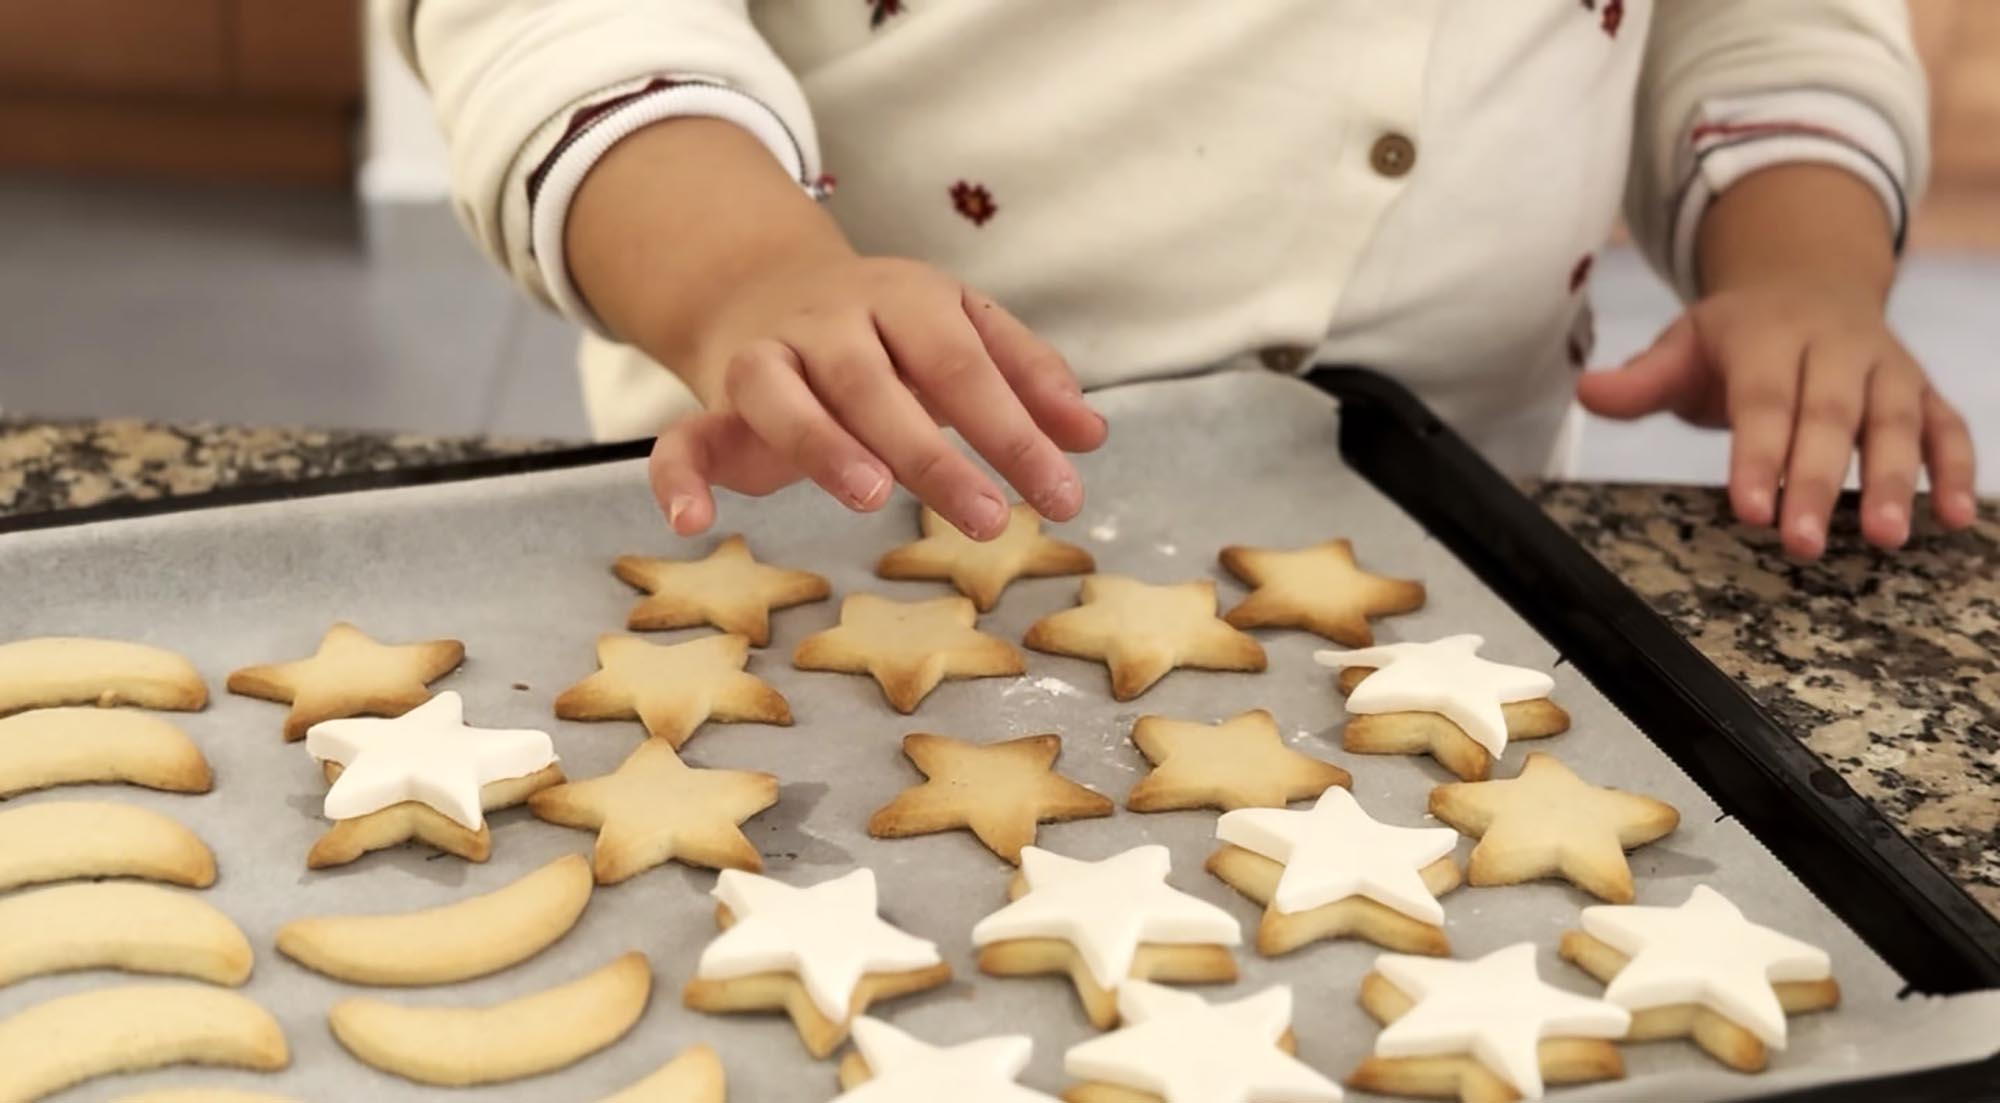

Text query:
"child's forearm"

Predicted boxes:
[[566, 117, 854, 405], [1695, 163, 1895, 303]]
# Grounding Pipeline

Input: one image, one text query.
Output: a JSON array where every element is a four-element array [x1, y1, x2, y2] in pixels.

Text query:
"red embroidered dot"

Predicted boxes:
[[1601, 0, 1625, 36], [868, 0, 904, 28], [950, 181, 998, 226], [1570, 254, 1594, 294]]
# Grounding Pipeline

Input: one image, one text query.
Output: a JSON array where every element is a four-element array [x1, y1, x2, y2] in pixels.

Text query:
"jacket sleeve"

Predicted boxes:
[[1626, 0, 1929, 300], [386, 0, 821, 329]]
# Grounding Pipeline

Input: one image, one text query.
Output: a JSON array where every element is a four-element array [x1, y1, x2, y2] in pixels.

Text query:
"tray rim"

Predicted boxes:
[[1, 367, 1993, 1100]]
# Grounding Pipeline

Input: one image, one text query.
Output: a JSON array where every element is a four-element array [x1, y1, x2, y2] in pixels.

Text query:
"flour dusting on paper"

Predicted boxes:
[[1004, 675, 1084, 700]]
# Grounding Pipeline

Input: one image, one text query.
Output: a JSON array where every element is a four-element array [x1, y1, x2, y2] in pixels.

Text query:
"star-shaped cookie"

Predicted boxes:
[[685, 868, 951, 1057], [227, 622, 464, 742], [1429, 753, 1680, 903], [1219, 538, 1425, 646], [1024, 576, 1266, 700], [554, 633, 791, 748], [528, 739, 778, 883], [877, 504, 1094, 612], [1064, 983, 1344, 1103], [1561, 884, 1839, 1071], [835, 1018, 1059, 1102], [304, 693, 562, 868], [614, 534, 830, 646], [1127, 709, 1351, 812], [868, 733, 1114, 864], [794, 594, 1024, 713], [973, 845, 1242, 1028], [1353, 942, 1631, 1101], [1318, 635, 1570, 781], [1210, 787, 1462, 957]]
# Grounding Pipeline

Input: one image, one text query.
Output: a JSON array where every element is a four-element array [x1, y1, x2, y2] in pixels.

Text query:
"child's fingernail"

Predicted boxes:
[[1951, 491, 1978, 522], [1879, 501, 1907, 533], [1038, 473, 1081, 517], [963, 493, 1009, 537], [841, 464, 889, 508], [1741, 488, 1771, 522], [668, 496, 692, 527], [1790, 514, 1824, 555]]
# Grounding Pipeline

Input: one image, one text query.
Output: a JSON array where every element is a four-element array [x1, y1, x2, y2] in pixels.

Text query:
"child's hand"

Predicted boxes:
[[1577, 281, 1976, 557], [648, 254, 1108, 541], [563, 118, 1105, 542], [1575, 165, 1978, 559]]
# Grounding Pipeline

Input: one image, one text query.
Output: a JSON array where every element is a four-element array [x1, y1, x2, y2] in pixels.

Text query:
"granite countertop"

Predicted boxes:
[[3, 415, 1995, 922]]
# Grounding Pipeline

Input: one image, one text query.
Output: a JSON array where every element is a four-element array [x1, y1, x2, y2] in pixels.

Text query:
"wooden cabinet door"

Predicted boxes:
[[0, 0, 229, 95]]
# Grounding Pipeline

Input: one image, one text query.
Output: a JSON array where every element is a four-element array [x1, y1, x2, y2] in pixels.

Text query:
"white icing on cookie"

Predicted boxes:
[[971, 845, 1240, 990], [307, 692, 556, 829], [836, 1017, 1058, 1103], [1580, 884, 1831, 1048], [1372, 942, 1629, 1100], [1216, 788, 1459, 923], [1064, 982, 1343, 1103], [1315, 634, 1553, 758], [696, 868, 942, 1022]]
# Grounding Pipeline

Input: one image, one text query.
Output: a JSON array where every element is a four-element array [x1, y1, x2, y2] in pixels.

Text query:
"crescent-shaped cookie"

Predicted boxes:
[[110, 1092, 301, 1103], [329, 951, 653, 1086], [0, 801, 216, 892], [0, 882, 253, 988], [0, 707, 213, 799], [0, 984, 289, 1102], [601, 1044, 727, 1103], [0, 637, 207, 716], [278, 854, 593, 985], [111, 1092, 301, 1103]]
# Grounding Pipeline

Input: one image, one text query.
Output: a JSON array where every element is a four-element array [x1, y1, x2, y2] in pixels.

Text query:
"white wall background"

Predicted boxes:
[[361, 0, 453, 202]]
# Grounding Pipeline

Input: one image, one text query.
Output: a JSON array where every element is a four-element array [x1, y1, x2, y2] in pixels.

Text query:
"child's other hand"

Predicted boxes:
[[1577, 281, 1976, 559], [649, 255, 1108, 541], [1575, 164, 1977, 560]]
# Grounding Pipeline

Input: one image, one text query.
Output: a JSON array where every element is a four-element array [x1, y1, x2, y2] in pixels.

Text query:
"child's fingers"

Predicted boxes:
[[648, 414, 728, 535], [1856, 358, 1925, 550], [1573, 316, 1702, 421], [1920, 389, 1979, 530], [649, 412, 803, 535], [790, 317, 1012, 540], [1776, 347, 1869, 559], [722, 338, 894, 512], [878, 300, 1083, 522], [962, 289, 1109, 455], [1722, 331, 1806, 529]]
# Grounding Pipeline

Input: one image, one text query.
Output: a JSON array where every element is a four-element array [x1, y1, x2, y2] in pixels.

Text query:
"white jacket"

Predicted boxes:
[[391, 0, 1925, 471]]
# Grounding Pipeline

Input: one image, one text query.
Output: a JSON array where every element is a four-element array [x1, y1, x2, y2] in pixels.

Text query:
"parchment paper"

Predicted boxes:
[[2, 371, 1994, 1102]]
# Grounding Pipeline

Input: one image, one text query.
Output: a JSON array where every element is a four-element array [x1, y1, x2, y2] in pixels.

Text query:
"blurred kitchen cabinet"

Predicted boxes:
[[1909, 0, 2000, 247], [0, 0, 362, 186]]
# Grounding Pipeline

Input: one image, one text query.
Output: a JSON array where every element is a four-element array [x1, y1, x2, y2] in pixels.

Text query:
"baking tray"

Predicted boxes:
[[1, 368, 1995, 1103]]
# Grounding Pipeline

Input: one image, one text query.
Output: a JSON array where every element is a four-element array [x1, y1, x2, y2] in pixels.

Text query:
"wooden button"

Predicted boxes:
[[1370, 133, 1417, 178], [1258, 345, 1311, 373]]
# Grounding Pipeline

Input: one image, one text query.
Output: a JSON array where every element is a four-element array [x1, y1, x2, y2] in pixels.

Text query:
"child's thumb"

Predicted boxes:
[[1574, 315, 1701, 420]]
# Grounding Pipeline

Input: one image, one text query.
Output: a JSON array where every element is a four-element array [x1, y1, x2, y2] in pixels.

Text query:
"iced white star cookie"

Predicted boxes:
[[973, 845, 1242, 1029], [303, 692, 561, 868], [834, 1017, 1059, 1102], [684, 868, 950, 1058], [1064, 982, 1343, 1103], [1560, 884, 1839, 1072], [1209, 787, 1461, 956], [1351, 942, 1630, 1102], [1317, 635, 1568, 780]]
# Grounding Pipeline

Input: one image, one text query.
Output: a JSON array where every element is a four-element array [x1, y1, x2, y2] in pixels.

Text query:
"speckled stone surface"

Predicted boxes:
[[3, 417, 1994, 920], [1533, 483, 1999, 919], [0, 416, 563, 517]]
